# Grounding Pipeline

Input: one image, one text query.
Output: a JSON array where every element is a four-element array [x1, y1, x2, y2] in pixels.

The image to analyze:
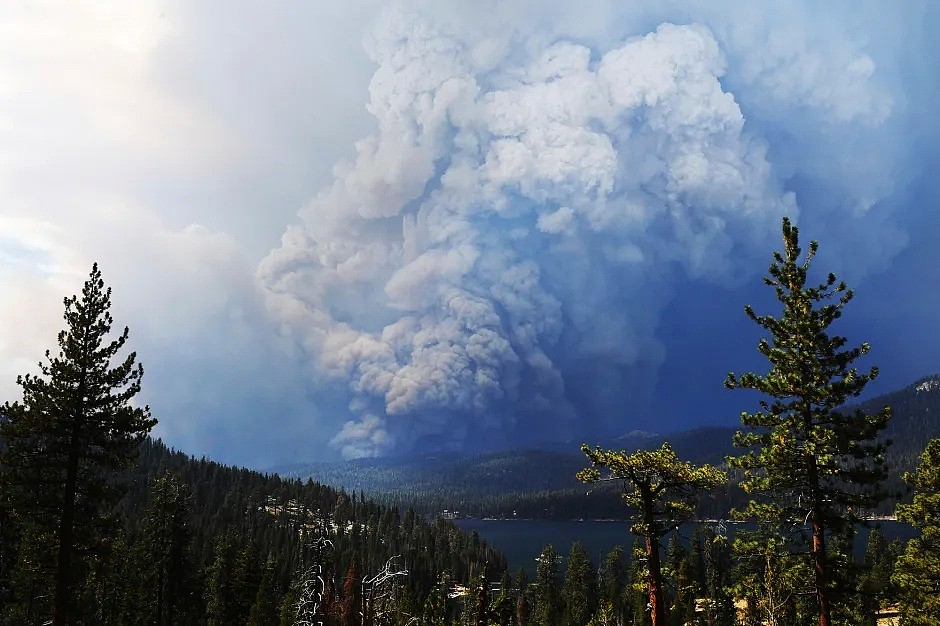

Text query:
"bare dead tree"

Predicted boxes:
[[294, 536, 335, 626], [360, 555, 408, 626]]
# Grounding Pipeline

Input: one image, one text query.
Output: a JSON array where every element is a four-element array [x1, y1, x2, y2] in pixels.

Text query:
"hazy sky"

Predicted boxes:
[[2, 1, 938, 466]]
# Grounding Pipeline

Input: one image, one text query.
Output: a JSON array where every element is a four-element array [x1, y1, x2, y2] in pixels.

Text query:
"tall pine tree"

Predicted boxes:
[[0, 263, 155, 624], [726, 218, 891, 626]]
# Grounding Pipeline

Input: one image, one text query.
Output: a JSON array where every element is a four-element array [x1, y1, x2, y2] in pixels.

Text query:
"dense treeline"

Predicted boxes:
[[279, 429, 741, 520], [1, 437, 507, 624], [377, 480, 747, 522]]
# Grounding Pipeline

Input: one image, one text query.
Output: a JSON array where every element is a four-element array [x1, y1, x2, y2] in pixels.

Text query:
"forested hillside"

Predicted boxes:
[[867, 376, 940, 467], [1, 437, 506, 624], [282, 376, 940, 520]]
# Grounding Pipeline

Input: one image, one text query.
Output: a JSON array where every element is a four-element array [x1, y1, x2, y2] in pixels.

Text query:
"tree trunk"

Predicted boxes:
[[52, 424, 82, 625], [806, 451, 831, 626], [812, 519, 831, 626], [803, 402, 832, 626], [642, 496, 667, 626], [645, 533, 667, 626]]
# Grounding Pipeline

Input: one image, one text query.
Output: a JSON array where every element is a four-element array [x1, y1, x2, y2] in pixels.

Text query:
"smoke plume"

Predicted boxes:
[[260, 7, 833, 458]]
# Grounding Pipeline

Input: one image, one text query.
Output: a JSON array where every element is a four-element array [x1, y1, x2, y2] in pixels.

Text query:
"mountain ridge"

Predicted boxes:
[[271, 373, 940, 519]]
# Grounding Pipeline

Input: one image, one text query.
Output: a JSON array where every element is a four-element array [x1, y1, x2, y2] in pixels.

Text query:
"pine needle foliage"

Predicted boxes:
[[725, 217, 891, 626], [578, 443, 725, 626], [578, 444, 726, 539], [0, 263, 156, 624]]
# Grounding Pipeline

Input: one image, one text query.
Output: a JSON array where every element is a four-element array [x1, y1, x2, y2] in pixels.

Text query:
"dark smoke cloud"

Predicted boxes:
[[258, 2, 917, 458]]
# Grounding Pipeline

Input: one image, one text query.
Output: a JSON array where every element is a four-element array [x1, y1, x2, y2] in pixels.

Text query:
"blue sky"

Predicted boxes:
[[1, 1, 938, 466]]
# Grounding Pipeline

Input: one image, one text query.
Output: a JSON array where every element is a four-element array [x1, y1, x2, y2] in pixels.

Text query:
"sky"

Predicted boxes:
[[1, 1, 938, 467]]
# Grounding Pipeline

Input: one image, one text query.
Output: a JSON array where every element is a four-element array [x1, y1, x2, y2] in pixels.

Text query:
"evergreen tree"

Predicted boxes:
[[3, 524, 54, 624], [598, 545, 625, 604], [726, 217, 891, 626], [857, 529, 886, 624], [466, 567, 489, 626], [88, 530, 139, 625], [597, 546, 626, 624], [491, 570, 514, 626], [424, 572, 450, 626], [141, 473, 195, 625], [278, 584, 300, 626], [701, 527, 734, 626], [827, 527, 866, 625], [247, 558, 280, 626], [578, 443, 725, 626], [205, 530, 242, 626], [533, 544, 560, 626], [857, 528, 901, 624], [561, 542, 595, 626], [0, 263, 156, 624], [664, 533, 694, 624], [688, 528, 706, 599], [515, 568, 530, 626], [893, 438, 940, 625], [232, 543, 262, 622], [0, 499, 18, 621]]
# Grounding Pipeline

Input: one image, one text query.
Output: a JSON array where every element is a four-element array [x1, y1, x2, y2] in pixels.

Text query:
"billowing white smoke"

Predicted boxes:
[[258, 8, 872, 458]]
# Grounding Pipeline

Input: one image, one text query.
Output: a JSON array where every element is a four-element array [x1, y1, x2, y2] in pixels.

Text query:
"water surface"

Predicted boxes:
[[456, 518, 916, 575]]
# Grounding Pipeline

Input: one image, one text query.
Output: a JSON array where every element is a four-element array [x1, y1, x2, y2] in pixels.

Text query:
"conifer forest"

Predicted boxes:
[[2, 223, 940, 626]]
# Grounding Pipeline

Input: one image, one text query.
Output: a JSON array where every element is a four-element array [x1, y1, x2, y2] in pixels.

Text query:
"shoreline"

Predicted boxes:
[[455, 516, 900, 523]]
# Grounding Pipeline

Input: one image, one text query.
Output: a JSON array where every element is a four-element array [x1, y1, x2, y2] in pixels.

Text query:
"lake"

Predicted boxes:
[[456, 518, 917, 576]]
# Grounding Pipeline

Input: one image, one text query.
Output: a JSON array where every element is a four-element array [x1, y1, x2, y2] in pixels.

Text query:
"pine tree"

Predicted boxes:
[[515, 568, 530, 626], [533, 544, 560, 626], [206, 530, 241, 626], [278, 584, 300, 626], [726, 218, 891, 626], [665, 533, 694, 623], [561, 542, 595, 626], [232, 543, 262, 622], [578, 443, 725, 626], [491, 570, 514, 626], [893, 438, 940, 625], [0, 263, 156, 624], [424, 572, 450, 626], [858, 528, 901, 623], [597, 546, 626, 624], [141, 473, 195, 625], [466, 567, 489, 626], [247, 558, 280, 626], [598, 545, 624, 601], [701, 527, 734, 626]]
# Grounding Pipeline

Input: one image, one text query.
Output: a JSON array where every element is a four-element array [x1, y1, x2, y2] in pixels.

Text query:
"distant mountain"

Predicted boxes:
[[273, 374, 940, 519], [273, 448, 588, 494], [863, 374, 940, 468], [271, 426, 739, 490]]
